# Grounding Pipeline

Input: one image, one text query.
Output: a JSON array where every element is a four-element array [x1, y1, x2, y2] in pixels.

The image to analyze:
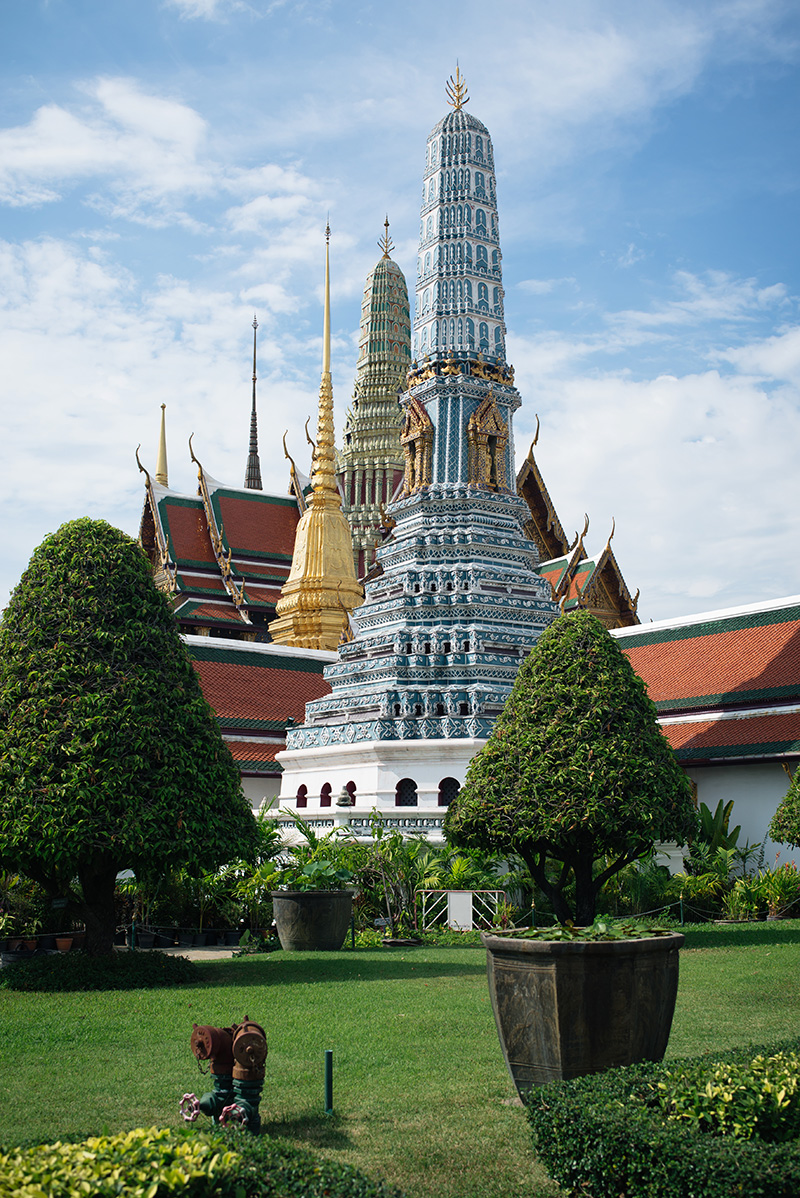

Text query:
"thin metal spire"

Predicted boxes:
[[244, 314, 263, 490]]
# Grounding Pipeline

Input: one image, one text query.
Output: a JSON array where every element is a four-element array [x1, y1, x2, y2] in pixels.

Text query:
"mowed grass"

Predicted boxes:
[[2, 923, 800, 1198]]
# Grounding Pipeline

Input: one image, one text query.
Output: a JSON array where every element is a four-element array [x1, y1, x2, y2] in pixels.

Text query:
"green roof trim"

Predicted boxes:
[[188, 642, 329, 675], [676, 738, 800, 761], [621, 604, 800, 648], [655, 684, 800, 713]]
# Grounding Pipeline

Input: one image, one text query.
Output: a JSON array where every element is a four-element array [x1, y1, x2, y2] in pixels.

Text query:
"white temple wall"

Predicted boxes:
[[242, 775, 281, 813], [686, 762, 798, 867]]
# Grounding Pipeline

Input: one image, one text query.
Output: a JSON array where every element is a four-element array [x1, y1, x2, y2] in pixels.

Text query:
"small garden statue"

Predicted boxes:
[[180, 1016, 267, 1133]]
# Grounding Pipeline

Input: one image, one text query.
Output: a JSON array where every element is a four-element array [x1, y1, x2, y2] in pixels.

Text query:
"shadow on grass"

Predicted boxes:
[[681, 920, 800, 951], [261, 1112, 353, 1149], [194, 951, 486, 987]]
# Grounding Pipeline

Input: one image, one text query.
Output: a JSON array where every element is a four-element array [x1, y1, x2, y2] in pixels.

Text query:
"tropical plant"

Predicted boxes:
[[755, 860, 800, 918], [444, 611, 697, 925], [0, 519, 258, 954], [275, 813, 356, 891]]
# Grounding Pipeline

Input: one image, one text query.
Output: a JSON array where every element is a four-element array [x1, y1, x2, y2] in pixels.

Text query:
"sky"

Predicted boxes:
[[1, 0, 799, 622]]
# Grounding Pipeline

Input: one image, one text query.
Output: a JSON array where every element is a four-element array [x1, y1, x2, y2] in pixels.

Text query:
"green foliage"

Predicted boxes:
[[496, 915, 677, 941], [772, 770, 800, 849], [0, 1125, 404, 1198], [0, 949, 198, 991], [526, 1039, 800, 1198], [657, 1051, 800, 1142], [444, 611, 697, 924], [0, 519, 258, 953], [276, 814, 356, 891]]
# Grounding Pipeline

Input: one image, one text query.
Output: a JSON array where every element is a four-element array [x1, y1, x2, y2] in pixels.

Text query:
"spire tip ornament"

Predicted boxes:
[[445, 64, 469, 111], [379, 216, 394, 259]]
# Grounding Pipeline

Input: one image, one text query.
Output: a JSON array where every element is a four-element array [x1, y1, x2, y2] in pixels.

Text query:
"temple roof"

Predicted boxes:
[[185, 635, 334, 774], [139, 457, 302, 636], [613, 596, 800, 764]]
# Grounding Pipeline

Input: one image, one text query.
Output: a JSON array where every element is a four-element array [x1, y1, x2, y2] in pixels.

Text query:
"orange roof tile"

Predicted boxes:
[[662, 711, 800, 759], [161, 500, 216, 565], [622, 620, 800, 710], [192, 657, 331, 727], [214, 493, 299, 558]]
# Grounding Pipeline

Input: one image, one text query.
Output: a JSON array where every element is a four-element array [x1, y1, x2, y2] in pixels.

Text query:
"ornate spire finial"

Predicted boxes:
[[445, 63, 469, 111], [245, 313, 263, 489], [379, 215, 394, 259], [155, 403, 168, 487]]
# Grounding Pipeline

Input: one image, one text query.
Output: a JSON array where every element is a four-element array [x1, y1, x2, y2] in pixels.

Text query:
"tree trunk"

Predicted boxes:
[[78, 858, 119, 956]]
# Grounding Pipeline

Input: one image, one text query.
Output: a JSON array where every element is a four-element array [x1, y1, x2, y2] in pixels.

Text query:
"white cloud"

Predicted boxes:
[[611, 271, 788, 332]]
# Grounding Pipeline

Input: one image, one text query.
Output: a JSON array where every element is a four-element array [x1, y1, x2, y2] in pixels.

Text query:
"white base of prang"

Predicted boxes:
[[271, 738, 487, 841]]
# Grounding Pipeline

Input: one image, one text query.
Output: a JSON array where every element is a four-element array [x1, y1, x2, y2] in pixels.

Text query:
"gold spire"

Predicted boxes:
[[446, 64, 469, 111], [378, 216, 394, 259], [155, 404, 168, 487], [270, 225, 363, 651]]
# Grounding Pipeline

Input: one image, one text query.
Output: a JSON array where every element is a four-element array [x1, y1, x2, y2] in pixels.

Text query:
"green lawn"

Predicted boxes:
[[2, 923, 800, 1198]]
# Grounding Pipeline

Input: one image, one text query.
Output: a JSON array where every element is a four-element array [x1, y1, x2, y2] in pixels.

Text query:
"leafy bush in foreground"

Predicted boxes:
[[658, 1050, 800, 1142], [526, 1039, 800, 1198], [0, 950, 198, 991], [0, 1125, 404, 1198]]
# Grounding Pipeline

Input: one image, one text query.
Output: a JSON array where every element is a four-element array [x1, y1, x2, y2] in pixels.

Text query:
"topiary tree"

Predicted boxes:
[[768, 772, 800, 850], [444, 610, 697, 925], [0, 518, 258, 955]]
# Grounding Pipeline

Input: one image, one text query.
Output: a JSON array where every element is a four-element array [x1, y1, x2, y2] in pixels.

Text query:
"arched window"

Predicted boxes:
[[465, 205, 471, 226], [479, 322, 489, 350], [476, 209, 487, 232], [432, 320, 439, 346], [457, 317, 463, 346], [395, 778, 418, 807], [296, 784, 308, 809], [424, 251, 431, 273], [466, 317, 475, 348], [345, 780, 356, 807], [464, 242, 472, 265], [493, 287, 500, 310], [477, 245, 488, 272], [491, 250, 499, 270], [465, 279, 473, 303], [457, 204, 463, 224], [420, 327, 428, 352], [426, 216, 433, 238], [478, 282, 489, 311], [449, 318, 455, 345], [494, 327, 503, 353], [320, 783, 332, 808], [438, 778, 460, 807], [475, 135, 483, 159]]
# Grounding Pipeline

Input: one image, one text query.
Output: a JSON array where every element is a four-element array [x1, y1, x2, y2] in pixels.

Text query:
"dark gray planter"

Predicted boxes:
[[271, 890, 353, 951], [481, 930, 684, 1097]]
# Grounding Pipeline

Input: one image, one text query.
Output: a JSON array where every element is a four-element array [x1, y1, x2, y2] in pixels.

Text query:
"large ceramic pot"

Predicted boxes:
[[481, 930, 685, 1097], [271, 890, 353, 951]]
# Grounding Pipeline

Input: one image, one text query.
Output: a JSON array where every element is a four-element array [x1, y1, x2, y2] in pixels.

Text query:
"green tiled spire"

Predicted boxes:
[[337, 219, 411, 577]]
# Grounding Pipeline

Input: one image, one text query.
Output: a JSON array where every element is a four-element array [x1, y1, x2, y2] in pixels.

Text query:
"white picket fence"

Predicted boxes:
[[416, 889, 505, 931]]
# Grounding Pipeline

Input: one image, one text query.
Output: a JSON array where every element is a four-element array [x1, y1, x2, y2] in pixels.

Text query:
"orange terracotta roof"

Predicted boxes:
[[621, 616, 800, 711], [225, 740, 283, 773], [160, 499, 216, 566], [212, 492, 299, 558], [190, 654, 331, 728], [662, 711, 800, 760]]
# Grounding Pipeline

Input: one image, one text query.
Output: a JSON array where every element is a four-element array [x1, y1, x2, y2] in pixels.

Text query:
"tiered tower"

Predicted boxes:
[[337, 220, 411, 578], [276, 73, 559, 834]]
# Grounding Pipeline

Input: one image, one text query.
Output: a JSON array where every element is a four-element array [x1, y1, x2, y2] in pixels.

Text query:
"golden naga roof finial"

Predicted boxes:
[[379, 215, 394, 259], [527, 414, 540, 461], [446, 63, 469, 111], [605, 516, 616, 553]]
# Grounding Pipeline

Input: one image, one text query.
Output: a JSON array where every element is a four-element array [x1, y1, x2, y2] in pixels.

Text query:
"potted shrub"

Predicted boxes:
[[270, 815, 355, 951], [444, 610, 698, 1095]]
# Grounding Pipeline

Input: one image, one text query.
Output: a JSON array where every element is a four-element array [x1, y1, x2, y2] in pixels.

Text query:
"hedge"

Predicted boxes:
[[0, 951, 199, 991], [0, 1126, 404, 1198], [526, 1038, 800, 1198]]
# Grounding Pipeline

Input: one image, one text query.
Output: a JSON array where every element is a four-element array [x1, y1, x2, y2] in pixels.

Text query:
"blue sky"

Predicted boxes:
[[2, 0, 799, 620]]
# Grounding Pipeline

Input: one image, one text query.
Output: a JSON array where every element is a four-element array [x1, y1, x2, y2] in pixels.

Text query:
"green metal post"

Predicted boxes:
[[324, 1049, 333, 1115]]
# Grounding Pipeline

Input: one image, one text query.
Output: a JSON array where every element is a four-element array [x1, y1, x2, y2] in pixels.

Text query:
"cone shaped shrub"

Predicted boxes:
[[444, 610, 696, 924], [0, 519, 258, 954], [769, 772, 800, 849]]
